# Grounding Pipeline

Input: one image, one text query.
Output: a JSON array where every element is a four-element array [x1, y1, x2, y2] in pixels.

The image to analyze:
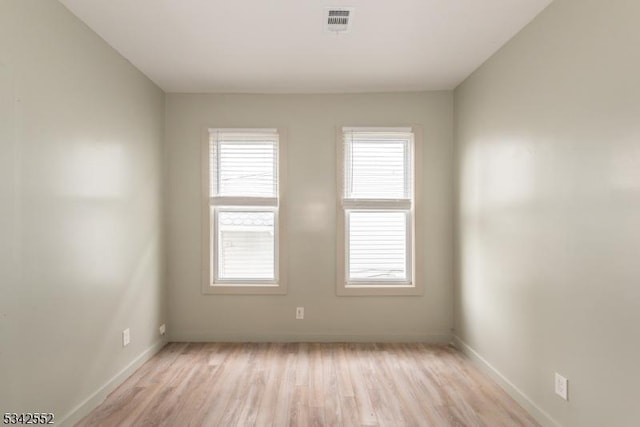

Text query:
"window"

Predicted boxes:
[[202, 128, 287, 294], [337, 127, 423, 296]]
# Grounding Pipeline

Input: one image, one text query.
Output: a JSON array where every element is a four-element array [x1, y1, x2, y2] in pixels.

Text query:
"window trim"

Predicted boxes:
[[336, 125, 424, 296], [201, 127, 288, 295]]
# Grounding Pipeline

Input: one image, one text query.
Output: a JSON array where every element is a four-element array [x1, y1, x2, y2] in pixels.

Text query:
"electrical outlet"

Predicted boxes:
[[555, 373, 568, 400], [159, 324, 166, 336], [122, 328, 130, 347], [296, 307, 304, 320]]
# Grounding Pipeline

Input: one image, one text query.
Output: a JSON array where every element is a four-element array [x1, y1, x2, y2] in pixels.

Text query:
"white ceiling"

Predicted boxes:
[[58, 0, 553, 93]]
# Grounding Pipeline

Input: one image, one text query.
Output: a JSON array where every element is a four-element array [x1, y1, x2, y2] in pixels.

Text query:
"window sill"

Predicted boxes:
[[203, 283, 287, 295], [337, 283, 423, 297]]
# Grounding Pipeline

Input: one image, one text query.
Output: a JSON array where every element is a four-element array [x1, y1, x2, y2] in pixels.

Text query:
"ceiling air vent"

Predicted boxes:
[[325, 7, 354, 33]]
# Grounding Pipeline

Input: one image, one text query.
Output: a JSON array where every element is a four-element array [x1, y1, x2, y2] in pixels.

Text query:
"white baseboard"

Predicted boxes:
[[451, 336, 560, 427], [170, 332, 452, 344], [58, 340, 167, 427]]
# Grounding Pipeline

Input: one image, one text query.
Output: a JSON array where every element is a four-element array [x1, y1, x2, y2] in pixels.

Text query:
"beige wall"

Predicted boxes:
[[454, 0, 640, 425], [0, 1, 166, 424], [165, 92, 454, 342]]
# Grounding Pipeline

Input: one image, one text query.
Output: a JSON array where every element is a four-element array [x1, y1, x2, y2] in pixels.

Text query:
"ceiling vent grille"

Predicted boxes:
[[325, 8, 354, 33]]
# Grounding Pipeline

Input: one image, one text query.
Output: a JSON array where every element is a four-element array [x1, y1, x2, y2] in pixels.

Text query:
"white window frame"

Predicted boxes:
[[202, 127, 287, 295], [336, 126, 424, 296]]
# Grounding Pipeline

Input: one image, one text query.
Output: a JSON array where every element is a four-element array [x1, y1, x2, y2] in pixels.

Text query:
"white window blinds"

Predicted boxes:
[[210, 129, 278, 198], [343, 130, 411, 200], [348, 211, 407, 281]]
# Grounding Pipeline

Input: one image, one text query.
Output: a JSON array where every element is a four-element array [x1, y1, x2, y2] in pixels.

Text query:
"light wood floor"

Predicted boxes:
[[76, 343, 539, 427]]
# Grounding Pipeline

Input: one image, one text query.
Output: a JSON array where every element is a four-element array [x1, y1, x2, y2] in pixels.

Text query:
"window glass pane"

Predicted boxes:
[[348, 211, 407, 281], [345, 133, 410, 199], [212, 137, 277, 197], [217, 211, 275, 280]]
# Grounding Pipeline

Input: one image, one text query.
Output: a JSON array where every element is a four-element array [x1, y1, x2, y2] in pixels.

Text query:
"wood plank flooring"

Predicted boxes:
[[76, 343, 539, 427]]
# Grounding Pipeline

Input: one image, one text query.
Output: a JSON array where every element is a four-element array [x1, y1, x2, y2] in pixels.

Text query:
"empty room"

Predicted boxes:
[[1, 0, 639, 426]]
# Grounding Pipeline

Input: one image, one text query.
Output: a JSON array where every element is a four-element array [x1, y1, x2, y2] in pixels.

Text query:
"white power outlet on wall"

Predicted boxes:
[[555, 373, 568, 400], [122, 328, 130, 347], [159, 324, 166, 336]]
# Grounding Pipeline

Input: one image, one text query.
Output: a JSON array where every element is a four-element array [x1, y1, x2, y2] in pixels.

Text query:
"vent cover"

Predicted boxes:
[[325, 7, 354, 33]]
